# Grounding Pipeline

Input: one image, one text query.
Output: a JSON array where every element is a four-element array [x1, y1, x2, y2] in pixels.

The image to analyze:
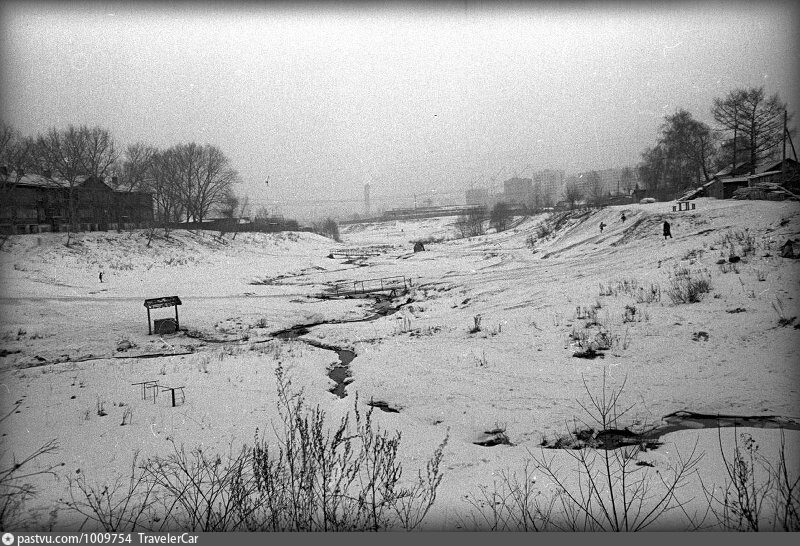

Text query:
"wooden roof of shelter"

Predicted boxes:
[[144, 296, 182, 309]]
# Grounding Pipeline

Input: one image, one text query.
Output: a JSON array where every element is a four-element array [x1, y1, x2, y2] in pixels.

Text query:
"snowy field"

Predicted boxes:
[[1, 198, 799, 531]]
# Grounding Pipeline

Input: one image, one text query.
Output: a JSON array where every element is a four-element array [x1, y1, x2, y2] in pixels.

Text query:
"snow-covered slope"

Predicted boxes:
[[1, 198, 799, 530]]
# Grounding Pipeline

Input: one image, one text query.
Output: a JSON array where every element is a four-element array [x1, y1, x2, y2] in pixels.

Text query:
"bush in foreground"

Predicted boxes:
[[463, 369, 704, 531], [67, 366, 447, 531]]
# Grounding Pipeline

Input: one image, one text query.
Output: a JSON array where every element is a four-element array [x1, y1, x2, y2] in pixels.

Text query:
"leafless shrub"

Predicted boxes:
[[472, 351, 488, 368], [461, 460, 557, 530], [143, 440, 256, 531], [599, 278, 639, 298], [66, 365, 447, 532], [469, 314, 482, 334], [719, 261, 740, 274], [716, 229, 756, 259], [96, 397, 107, 417], [772, 298, 797, 327], [66, 452, 158, 531], [701, 429, 799, 531], [535, 221, 553, 240], [249, 366, 447, 531], [600, 279, 661, 304], [528, 370, 703, 531], [623, 304, 649, 323], [636, 284, 661, 303], [197, 354, 210, 374], [667, 266, 712, 304], [464, 370, 702, 530], [313, 218, 341, 242], [1, 403, 59, 530], [455, 208, 486, 238], [593, 329, 617, 350], [575, 305, 599, 322]]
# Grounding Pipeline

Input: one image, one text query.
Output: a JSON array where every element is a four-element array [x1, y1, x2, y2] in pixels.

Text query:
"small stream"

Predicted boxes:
[[541, 411, 800, 451], [269, 299, 800, 444], [271, 297, 405, 398], [272, 324, 355, 398]]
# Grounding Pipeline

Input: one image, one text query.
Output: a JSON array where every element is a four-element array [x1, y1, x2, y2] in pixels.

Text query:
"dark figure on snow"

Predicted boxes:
[[99, 271, 104, 283], [663, 221, 672, 240], [620, 213, 626, 223], [599, 222, 606, 232]]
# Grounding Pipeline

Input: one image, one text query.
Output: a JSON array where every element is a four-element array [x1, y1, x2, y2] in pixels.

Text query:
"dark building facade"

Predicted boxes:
[[0, 172, 153, 234]]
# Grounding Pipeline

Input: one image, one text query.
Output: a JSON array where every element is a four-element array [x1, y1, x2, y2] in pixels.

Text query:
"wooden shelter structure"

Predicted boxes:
[[144, 296, 182, 335]]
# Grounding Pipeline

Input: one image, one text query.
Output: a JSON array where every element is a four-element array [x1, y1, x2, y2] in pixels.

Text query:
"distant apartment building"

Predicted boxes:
[[571, 167, 639, 199], [502, 177, 533, 205], [465, 187, 491, 208], [531, 169, 564, 206]]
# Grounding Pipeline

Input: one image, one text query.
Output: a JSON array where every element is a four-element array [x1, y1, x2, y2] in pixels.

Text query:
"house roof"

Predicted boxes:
[[749, 171, 779, 181], [9, 173, 69, 189], [677, 179, 716, 201], [714, 158, 798, 180], [8, 172, 142, 193], [722, 176, 750, 184], [713, 161, 751, 178], [756, 157, 799, 174]]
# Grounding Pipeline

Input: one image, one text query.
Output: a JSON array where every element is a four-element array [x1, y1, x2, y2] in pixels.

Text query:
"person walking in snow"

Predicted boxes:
[[99, 271, 104, 283], [663, 220, 672, 240], [620, 212, 626, 223], [599, 222, 606, 233]]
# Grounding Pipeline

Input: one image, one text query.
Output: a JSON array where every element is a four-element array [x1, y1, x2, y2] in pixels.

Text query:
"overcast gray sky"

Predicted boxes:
[[1, 1, 798, 219]]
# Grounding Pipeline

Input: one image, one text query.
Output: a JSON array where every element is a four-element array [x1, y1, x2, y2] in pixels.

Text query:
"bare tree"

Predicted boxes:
[[0, 122, 36, 242], [146, 148, 184, 237], [455, 206, 486, 238], [34, 126, 87, 244], [490, 202, 513, 232], [193, 145, 240, 223], [562, 180, 584, 209], [619, 167, 637, 195], [217, 191, 249, 238], [118, 143, 156, 192], [660, 109, 716, 189], [713, 87, 788, 173], [115, 143, 157, 232], [166, 143, 239, 224], [78, 126, 119, 178], [31, 125, 119, 243]]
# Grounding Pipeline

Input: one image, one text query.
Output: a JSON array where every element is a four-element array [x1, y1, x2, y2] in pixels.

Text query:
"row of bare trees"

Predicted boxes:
[[637, 86, 794, 198], [1, 122, 241, 238], [118, 141, 242, 227]]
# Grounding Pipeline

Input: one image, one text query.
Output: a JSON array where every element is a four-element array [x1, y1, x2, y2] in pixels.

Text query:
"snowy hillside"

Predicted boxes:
[[1, 198, 799, 531]]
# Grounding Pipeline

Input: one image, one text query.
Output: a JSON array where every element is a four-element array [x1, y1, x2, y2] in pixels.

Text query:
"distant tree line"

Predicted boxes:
[[0, 123, 242, 235], [637, 86, 794, 199]]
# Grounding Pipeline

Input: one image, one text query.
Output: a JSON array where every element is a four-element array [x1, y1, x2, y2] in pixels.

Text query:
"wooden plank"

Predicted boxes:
[[144, 296, 182, 309]]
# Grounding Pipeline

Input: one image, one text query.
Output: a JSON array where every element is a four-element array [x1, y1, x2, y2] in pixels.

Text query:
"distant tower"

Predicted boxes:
[[364, 183, 371, 217]]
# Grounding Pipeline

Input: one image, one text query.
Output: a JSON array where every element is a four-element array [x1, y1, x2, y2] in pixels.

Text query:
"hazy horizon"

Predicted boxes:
[[2, 1, 798, 221]]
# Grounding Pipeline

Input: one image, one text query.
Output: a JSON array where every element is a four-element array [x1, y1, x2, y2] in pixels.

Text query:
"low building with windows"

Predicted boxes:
[[0, 170, 153, 234]]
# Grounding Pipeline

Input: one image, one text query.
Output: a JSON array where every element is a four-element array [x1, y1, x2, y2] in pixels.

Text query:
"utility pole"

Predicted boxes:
[[783, 109, 787, 185], [732, 108, 738, 173]]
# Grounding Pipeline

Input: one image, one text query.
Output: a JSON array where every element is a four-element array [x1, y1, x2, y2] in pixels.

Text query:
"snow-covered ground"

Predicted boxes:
[[1, 198, 799, 531]]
